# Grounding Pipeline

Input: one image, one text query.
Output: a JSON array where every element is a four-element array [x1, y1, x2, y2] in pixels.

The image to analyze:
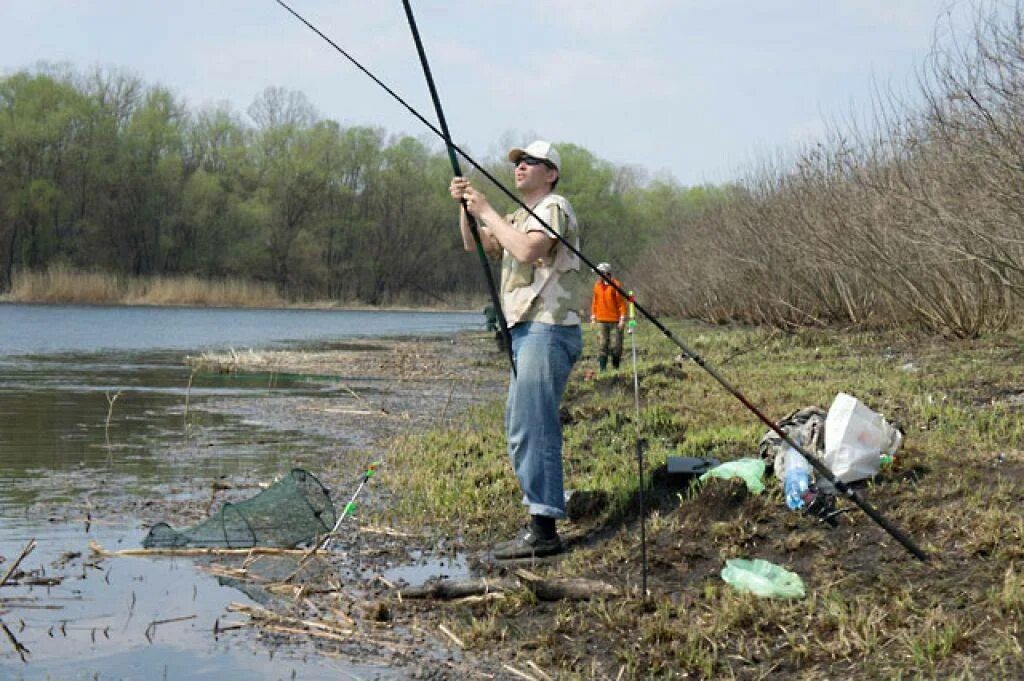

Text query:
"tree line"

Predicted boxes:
[[634, 3, 1024, 338], [9, 2, 1021, 338], [0, 64, 700, 306]]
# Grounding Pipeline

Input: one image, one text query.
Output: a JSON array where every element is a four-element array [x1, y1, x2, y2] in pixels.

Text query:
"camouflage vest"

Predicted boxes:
[[500, 193, 585, 326]]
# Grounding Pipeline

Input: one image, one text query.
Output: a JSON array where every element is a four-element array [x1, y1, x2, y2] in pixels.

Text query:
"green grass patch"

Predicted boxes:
[[376, 321, 1024, 678]]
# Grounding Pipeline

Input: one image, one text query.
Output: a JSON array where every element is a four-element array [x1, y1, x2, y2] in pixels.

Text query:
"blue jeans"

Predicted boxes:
[[506, 322, 583, 519]]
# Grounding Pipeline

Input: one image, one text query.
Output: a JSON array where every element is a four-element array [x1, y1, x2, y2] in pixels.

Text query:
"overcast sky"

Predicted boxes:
[[0, 1, 1001, 185]]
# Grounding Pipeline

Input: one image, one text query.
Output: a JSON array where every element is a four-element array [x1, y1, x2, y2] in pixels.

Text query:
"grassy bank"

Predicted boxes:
[[378, 322, 1024, 678]]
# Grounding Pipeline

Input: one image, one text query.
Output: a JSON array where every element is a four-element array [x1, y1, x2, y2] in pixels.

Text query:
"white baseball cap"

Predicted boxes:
[[596, 262, 612, 274], [508, 140, 561, 170]]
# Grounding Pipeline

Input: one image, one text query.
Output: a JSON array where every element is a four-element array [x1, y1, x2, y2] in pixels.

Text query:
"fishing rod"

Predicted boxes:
[[286, 460, 381, 581], [627, 292, 649, 597], [322, 461, 379, 551], [273, 0, 929, 562], [400, 0, 515, 377]]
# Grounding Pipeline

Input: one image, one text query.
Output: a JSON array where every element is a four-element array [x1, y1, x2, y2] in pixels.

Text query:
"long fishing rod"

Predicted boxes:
[[400, 0, 515, 376], [273, 0, 929, 562], [627, 292, 649, 597]]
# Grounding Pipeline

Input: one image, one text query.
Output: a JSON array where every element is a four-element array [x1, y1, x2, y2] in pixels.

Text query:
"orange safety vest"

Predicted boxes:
[[591, 278, 628, 323]]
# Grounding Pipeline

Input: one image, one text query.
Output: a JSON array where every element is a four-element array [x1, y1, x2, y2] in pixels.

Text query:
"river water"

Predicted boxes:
[[0, 303, 483, 680]]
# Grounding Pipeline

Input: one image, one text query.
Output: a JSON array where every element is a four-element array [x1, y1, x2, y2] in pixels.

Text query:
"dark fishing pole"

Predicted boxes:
[[273, 0, 929, 562], [627, 293, 649, 597], [400, 0, 514, 376]]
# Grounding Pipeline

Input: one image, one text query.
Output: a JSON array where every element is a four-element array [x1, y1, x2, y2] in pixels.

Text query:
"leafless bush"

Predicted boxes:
[[637, 2, 1024, 337]]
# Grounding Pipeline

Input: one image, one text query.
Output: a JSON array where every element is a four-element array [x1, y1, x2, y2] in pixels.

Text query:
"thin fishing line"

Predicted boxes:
[[273, 0, 928, 562]]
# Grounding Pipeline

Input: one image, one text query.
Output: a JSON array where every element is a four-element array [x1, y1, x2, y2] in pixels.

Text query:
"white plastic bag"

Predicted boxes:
[[823, 393, 902, 483]]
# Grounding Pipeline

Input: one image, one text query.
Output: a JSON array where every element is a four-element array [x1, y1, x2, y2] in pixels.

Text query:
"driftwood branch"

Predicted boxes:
[[3, 576, 62, 587], [89, 540, 324, 558], [144, 614, 196, 643], [398, 570, 620, 601], [227, 602, 354, 637], [400, 577, 518, 599]]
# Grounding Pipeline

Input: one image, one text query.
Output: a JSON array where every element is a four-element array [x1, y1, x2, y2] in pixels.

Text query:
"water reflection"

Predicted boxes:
[[0, 305, 482, 678]]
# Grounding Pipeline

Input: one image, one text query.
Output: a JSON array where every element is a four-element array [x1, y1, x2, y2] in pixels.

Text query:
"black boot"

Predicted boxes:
[[493, 515, 562, 559]]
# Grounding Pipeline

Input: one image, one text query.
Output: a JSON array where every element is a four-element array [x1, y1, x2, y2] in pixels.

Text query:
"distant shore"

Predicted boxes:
[[1, 265, 481, 312]]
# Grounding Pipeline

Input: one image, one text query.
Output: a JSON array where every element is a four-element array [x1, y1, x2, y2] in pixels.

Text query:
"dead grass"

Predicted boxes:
[[6, 264, 283, 307]]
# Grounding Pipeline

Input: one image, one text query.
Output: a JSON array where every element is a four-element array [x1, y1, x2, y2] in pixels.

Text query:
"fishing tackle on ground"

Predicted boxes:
[[142, 468, 335, 549], [321, 461, 380, 552], [284, 460, 382, 582]]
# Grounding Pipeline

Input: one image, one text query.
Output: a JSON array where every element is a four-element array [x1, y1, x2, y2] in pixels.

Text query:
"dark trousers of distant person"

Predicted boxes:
[[596, 321, 623, 370]]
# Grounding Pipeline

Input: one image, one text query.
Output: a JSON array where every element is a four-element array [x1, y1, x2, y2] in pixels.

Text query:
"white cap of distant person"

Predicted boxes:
[[508, 140, 561, 170]]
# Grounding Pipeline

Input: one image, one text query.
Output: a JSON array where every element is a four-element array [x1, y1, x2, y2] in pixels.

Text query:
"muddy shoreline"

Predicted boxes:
[[91, 332, 512, 677], [17, 324, 1022, 679]]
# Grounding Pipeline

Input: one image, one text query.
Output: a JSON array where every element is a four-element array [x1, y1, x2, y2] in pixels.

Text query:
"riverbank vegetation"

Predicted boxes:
[[636, 5, 1024, 339], [0, 64, 699, 307], [377, 322, 1024, 678], [3, 263, 284, 307], [5, 5, 1022, 333]]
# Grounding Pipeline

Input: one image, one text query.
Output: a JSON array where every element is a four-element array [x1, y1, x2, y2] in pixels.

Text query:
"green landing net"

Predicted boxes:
[[142, 468, 337, 549]]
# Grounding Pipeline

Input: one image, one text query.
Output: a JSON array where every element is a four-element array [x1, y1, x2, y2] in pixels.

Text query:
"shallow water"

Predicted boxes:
[[0, 303, 482, 679]]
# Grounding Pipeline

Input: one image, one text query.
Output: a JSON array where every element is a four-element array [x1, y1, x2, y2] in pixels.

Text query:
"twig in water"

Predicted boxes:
[[90, 540, 320, 558], [1, 622, 29, 662], [183, 368, 196, 438], [104, 390, 122, 442], [204, 480, 231, 516], [122, 590, 137, 633], [0, 539, 37, 587], [144, 614, 197, 643]]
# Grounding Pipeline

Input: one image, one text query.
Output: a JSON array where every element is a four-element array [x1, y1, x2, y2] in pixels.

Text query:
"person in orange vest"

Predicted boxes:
[[590, 262, 628, 371]]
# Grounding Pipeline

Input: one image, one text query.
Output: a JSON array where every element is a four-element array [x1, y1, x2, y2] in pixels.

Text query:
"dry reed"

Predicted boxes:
[[634, 4, 1024, 338], [6, 264, 283, 308]]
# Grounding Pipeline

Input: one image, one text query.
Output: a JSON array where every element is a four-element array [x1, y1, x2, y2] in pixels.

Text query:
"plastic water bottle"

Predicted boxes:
[[782, 446, 811, 510], [880, 425, 902, 467]]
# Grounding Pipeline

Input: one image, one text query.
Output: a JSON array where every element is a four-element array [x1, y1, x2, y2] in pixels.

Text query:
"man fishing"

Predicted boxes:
[[449, 140, 584, 558]]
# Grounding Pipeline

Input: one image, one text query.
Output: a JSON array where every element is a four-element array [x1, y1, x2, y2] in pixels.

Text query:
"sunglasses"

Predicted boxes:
[[514, 155, 553, 168]]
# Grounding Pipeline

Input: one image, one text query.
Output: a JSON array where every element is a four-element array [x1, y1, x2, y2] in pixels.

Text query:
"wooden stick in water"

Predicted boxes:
[[89, 540, 323, 558], [0, 538, 37, 587]]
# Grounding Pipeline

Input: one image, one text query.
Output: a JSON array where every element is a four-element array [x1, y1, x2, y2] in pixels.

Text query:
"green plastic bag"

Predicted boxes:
[[721, 558, 805, 599], [699, 458, 766, 494]]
